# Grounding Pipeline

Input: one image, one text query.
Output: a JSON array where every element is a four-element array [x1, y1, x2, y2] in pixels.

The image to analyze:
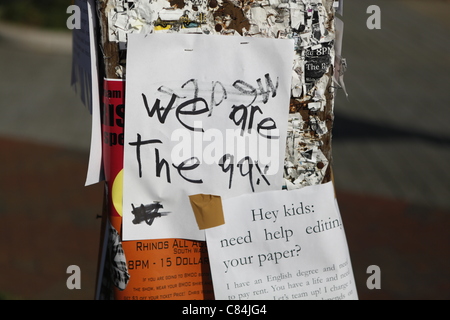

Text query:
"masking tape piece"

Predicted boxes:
[[189, 194, 225, 230]]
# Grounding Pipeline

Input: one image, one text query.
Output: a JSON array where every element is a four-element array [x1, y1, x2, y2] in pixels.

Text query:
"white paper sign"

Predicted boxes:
[[123, 34, 294, 241], [205, 182, 358, 300]]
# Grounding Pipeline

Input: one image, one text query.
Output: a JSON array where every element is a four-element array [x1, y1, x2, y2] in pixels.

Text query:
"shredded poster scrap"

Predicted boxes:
[[205, 182, 358, 300], [70, 0, 103, 186], [122, 34, 294, 241]]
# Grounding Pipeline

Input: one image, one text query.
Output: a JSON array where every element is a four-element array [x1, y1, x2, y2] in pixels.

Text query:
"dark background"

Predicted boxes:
[[0, 0, 68, 29]]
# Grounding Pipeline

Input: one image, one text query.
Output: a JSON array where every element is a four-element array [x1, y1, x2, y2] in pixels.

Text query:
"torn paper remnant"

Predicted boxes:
[[105, 0, 341, 100]]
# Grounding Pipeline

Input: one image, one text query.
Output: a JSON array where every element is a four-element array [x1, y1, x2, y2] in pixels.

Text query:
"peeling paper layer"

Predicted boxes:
[[284, 113, 329, 189], [106, 0, 338, 98], [106, 0, 346, 190]]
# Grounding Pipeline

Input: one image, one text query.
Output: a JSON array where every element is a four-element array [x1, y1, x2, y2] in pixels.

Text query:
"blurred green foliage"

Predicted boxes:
[[0, 0, 70, 29]]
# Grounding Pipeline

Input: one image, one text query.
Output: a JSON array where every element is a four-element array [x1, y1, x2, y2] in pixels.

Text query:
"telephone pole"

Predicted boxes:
[[95, 0, 341, 300]]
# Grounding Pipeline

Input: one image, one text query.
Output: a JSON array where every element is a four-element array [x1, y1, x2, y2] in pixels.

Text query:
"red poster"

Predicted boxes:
[[98, 79, 214, 300], [102, 79, 125, 220]]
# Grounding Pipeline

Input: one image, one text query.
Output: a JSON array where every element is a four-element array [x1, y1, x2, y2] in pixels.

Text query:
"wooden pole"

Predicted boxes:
[[95, 0, 122, 299], [97, 0, 120, 80]]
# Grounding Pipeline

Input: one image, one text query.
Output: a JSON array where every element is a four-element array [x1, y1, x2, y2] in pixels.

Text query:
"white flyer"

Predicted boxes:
[[122, 33, 294, 241], [205, 182, 358, 300], [70, 0, 103, 186]]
